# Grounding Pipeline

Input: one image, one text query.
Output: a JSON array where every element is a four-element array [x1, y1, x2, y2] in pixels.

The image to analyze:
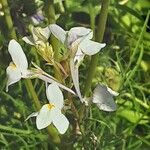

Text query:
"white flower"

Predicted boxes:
[[6, 39, 31, 91], [92, 84, 119, 112], [26, 83, 69, 134], [49, 24, 106, 63], [6, 40, 76, 95], [22, 26, 51, 46], [49, 24, 106, 103]]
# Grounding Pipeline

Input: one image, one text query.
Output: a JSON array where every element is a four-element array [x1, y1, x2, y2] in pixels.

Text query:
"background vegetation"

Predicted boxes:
[[0, 0, 150, 149]]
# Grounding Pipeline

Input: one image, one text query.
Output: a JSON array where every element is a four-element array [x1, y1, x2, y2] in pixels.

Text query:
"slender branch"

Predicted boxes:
[[84, 0, 110, 96]]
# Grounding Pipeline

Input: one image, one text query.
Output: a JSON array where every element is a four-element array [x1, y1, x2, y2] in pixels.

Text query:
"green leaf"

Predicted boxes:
[[117, 109, 149, 124]]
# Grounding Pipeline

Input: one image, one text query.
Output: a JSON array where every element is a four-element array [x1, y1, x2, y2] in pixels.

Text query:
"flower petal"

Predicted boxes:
[[8, 39, 28, 70], [22, 36, 35, 45], [25, 112, 38, 121], [46, 83, 64, 109], [107, 87, 119, 96], [31, 26, 39, 42], [37, 74, 76, 95], [36, 104, 52, 129], [70, 59, 84, 103], [40, 26, 51, 40], [69, 27, 92, 37], [93, 84, 117, 112], [74, 47, 85, 67], [79, 39, 106, 55], [32, 26, 51, 42], [67, 28, 93, 48], [6, 64, 21, 92], [49, 24, 66, 44], [51, 108, 69, 134]]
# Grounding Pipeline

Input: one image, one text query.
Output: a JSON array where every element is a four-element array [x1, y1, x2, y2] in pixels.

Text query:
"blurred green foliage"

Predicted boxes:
[[0, 0, 150, 149]]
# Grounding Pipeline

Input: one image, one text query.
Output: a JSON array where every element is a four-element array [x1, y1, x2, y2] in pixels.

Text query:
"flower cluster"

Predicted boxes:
[[6, 24, 118, 134]]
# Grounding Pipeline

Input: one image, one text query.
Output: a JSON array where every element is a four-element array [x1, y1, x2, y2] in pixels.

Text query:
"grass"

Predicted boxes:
[[0, 0, 150, 149]]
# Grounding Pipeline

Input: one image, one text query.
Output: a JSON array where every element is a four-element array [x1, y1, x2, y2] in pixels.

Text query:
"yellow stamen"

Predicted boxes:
[[47, 103, 55, 110], [9, 62, 17, 69]]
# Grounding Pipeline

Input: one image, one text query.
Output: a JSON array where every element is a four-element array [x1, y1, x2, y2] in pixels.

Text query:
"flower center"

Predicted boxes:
[[47, 103, 55, 110], [9, 62, 17, 69]]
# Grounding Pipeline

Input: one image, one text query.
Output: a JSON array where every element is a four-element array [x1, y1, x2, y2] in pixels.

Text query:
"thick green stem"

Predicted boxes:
[[88, 3, 96, 39], [84, 0, 110, 96], [24, 79, 41, 110], [1, 0, 17, 39]]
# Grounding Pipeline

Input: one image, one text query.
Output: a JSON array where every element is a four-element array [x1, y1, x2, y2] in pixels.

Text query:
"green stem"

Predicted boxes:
[[84, 0, 110, 96], [44, 0, 56, 24], [24, 79, 41, 110], [50, 36, 64, 82], [1, 0, 17, 39], [88, 2, 96, 39]]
